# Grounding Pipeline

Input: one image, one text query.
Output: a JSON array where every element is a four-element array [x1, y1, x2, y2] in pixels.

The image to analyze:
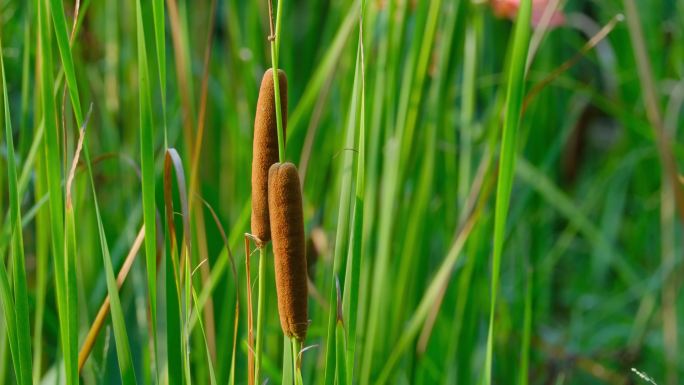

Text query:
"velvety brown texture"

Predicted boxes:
[[251, 69, 288, 245], [268, 162, 308, 341]]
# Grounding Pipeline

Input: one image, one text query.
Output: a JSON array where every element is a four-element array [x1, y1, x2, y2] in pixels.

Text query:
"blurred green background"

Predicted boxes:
[[0, 0, 682, 384]]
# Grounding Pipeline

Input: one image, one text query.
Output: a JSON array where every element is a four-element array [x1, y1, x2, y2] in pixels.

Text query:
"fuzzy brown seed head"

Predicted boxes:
[[251, 69, 288, 246], [268, 162, 308, 341]]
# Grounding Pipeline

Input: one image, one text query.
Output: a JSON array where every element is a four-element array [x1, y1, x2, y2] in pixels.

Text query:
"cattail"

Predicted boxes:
[[268, 162, 308, 341], [251, 69, 288, 246]]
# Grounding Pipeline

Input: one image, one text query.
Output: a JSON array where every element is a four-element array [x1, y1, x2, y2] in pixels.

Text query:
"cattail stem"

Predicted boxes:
[[245, 236, 255, 385], [291, 338, 303, 385], [254, 246, 267, 384], [291, 339, 297, 384], [269, 0, 285, 162]]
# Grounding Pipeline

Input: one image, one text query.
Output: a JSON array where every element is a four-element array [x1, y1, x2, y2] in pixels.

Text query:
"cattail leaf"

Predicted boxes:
[[163, 148, 192, 385], [37, 1, 74, 382], [0, 31, 33, 385], [484, 0, 532, 384], [136, 1, 160, 371]]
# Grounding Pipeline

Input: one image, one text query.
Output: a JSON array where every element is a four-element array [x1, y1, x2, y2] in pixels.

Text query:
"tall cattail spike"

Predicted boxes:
[[251, 69, 288, 246], [268, 162, 308, 341]]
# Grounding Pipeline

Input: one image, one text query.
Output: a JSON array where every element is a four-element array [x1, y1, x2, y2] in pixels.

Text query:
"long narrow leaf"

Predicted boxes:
[[0, 35, 32, 385], [484, 1, 532, 384], [323, 30, 363, 385], [136, 0, 160, 374], [341, 1, 367, 380], [37, 1, 73, 382]]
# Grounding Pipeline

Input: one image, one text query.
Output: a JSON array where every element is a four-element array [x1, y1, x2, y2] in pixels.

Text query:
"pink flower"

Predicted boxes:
[[491, 0, 565, 27]]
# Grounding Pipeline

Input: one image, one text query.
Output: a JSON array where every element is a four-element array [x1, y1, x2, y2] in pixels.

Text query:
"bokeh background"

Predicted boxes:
[[0, 0, 682, 384]]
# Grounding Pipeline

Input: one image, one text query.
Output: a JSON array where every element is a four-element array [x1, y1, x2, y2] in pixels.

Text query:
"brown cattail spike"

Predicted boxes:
[[268, 162, 308, 341], [251, 69, 288, 246]]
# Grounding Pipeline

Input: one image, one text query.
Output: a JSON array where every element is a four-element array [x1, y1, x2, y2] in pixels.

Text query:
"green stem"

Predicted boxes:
[[255, 247, 266, 384], [270, 0, 285, 162], [291, 338, 302, 385], [282, 334, 293, 384]]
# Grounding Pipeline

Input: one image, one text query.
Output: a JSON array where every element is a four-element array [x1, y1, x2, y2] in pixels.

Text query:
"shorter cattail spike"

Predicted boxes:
[[268, 162, 308, 341]]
